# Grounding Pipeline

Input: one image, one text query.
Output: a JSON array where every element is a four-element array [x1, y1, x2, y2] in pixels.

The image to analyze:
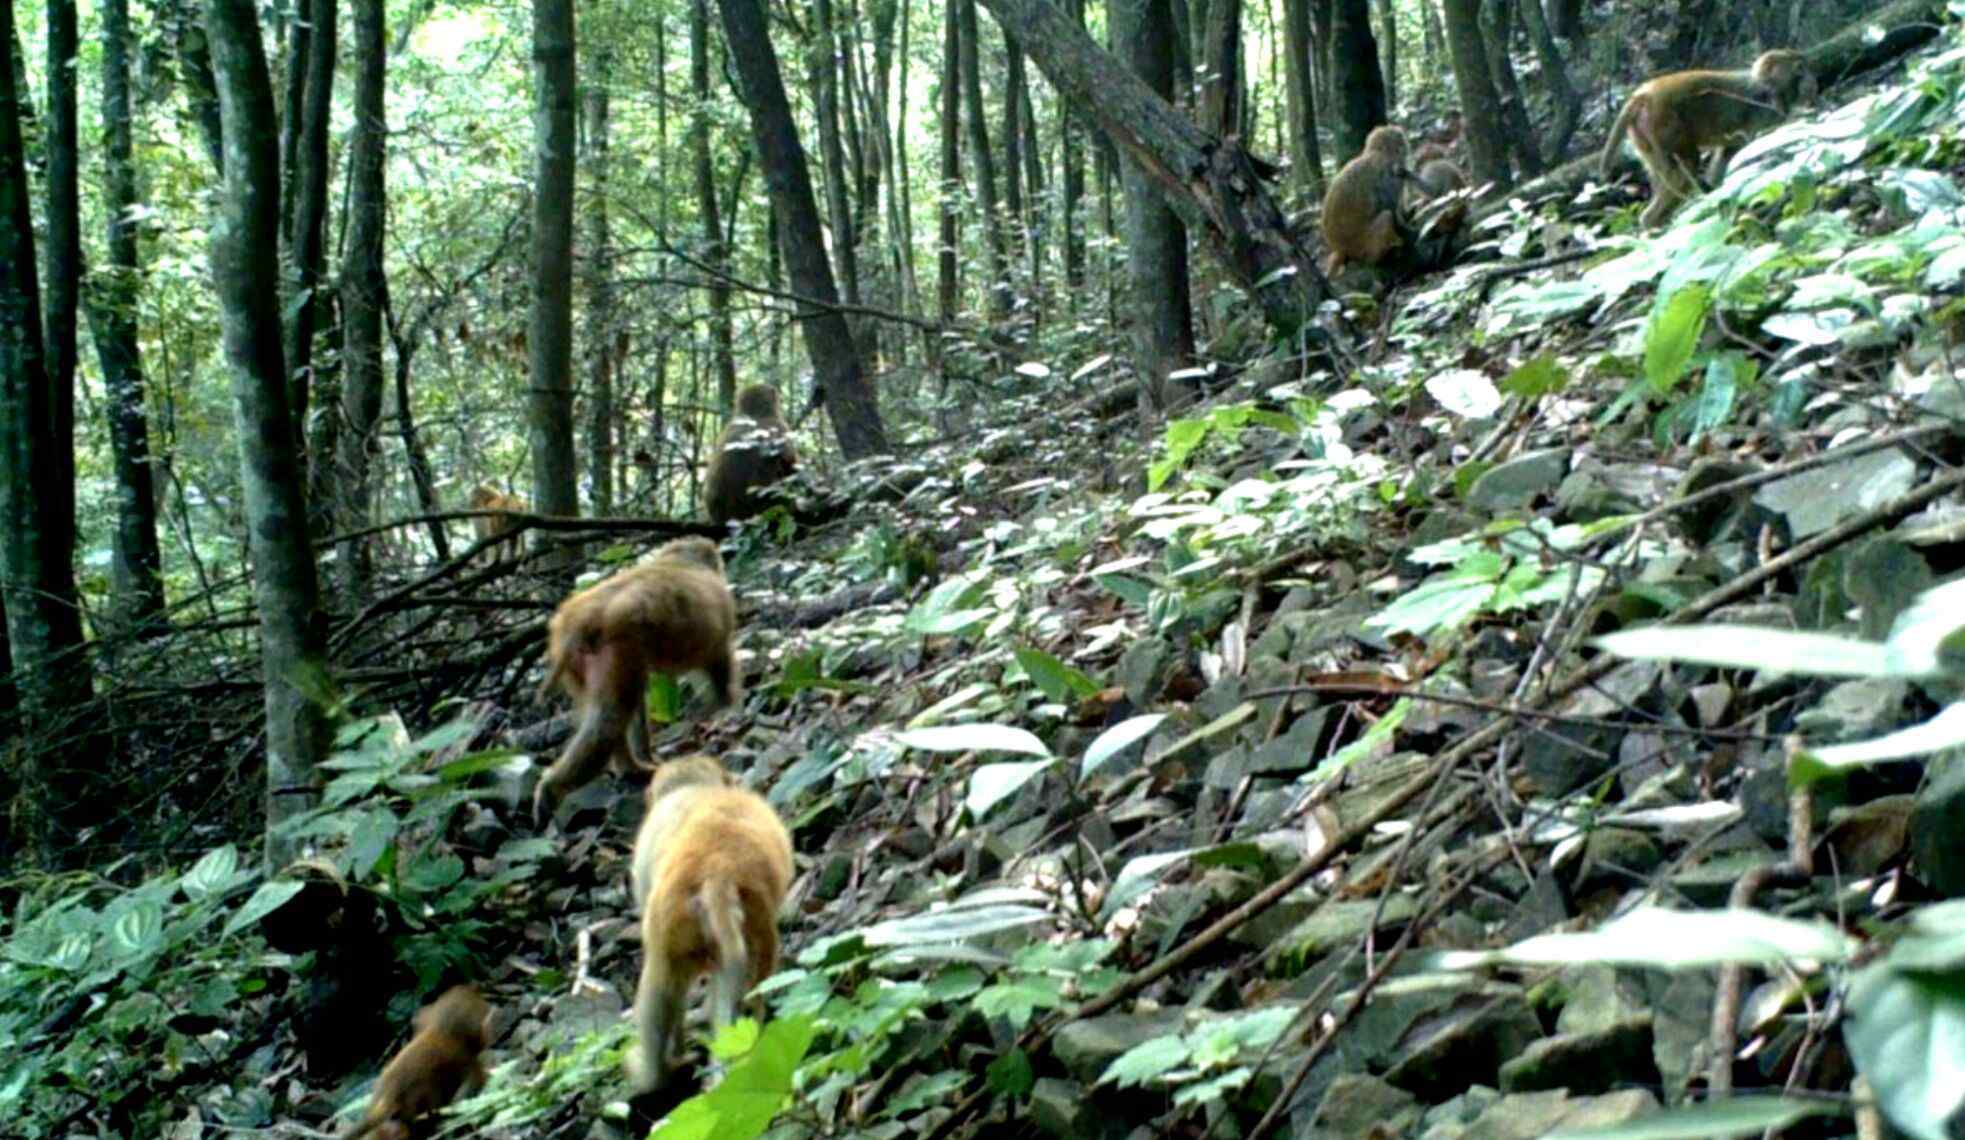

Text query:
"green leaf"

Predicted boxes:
[[896, 723, 1052, 757], [1432, 907, 1856, 971], [973, 973, 1064, 1029], [179, 846, 241, 901], [965, 760, 1057, 818], [108, 901, 165, 960], [861, 902, 1052, 947], [1644, 285, 1712, 394], [650, 1014, 817, 1140], [1014, 647, 1099, 702], [1499, 354, 1568, 398], [1081, 714, 1169, 778], [986, 1049, 1035, 1097], [1798, 702, 1965, 772], [222, 880, 306, 938], [1100, 1034, 1191, 1088], [1845, 959, 1965, 1140], [1541, 1097, 1841, 1140], [1594, 626, 1913, 678]]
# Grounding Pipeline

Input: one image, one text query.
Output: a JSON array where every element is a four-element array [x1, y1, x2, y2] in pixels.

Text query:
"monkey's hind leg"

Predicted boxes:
[[706, 646, 742, 709], [627, 946, 687, 1094], [1362, 211, 1403, 265]]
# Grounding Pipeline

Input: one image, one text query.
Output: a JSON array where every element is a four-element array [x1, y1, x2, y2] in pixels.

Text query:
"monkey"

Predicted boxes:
[[532, 537, 739, 822], [625, 754, 794, 1094], [467, 484, 527, 567], [1320, 125, 1412, 278], [344, 985, 492, 1140], [1404, 141, 1468, 209], [703, 385, 799, 527], [1598, 49, 1816, 228]]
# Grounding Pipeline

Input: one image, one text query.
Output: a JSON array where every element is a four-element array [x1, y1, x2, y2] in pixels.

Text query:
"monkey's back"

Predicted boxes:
[[600, 563, 735, 673], [1321, 137, 1406, 261], [640, 787, 793, 983], [704, 417, 798, 526]]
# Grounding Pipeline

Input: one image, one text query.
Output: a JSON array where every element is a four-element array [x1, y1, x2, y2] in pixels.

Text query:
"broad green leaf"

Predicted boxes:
[[1433, 907, 1855, 971], [1014, 647, 1099, 703], [180, 846, 241, 901], [1101, 1034, 1191, 1088], [862, 903, 1052, 947], [896, 723, 1052, 757], [1799, 702, 1965, 771], [1845, 959, 1965, 1140], [965, 760, 1057, 818], [108, 902, 165, 960], [986, 1049, 1035, 1097], [1594, 626, 1910, 678], [223, 880, 306, 938], [1542, 1097, 1840, 1140], [1499, 355, 1568, 398], [650, 1014, 817, 1140], [1644, 285, 1711, 394], [1081, 714, 1169, 778]]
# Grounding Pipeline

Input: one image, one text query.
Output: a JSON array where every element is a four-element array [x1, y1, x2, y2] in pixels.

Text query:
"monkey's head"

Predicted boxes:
[[1753, 49, 1816, 107], [469, 485, 500, 508], [1364, 125, 1409, 164], [735, 384, 784, 421], [416, 985, 491, 1049], [653, 536, 726, 576], [646, 755, 738, 804]]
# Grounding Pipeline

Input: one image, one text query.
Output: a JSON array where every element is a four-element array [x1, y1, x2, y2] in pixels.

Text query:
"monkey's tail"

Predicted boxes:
[[1598, 93, 1642, 179], [694, 877, 752, 1033]]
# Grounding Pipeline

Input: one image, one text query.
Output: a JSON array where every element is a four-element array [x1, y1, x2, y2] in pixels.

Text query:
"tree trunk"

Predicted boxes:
[[813, 0, 862, 312], [1377, 0, 1397, 110], [958, 0, 1010, 318], [386, 309, 448, 562], [937, 0, 961, 331], [284, 0, 335, 454], [1441, 0, 1510, 187], [175, 5, 224, 172], [1549, 0, 1583, 40], [1016, 42, 1044, 312], [1113, 0, 1195, 410], [716, 0, 891, 456], [1310, 0, 1332, 108], [975, 0, 1330, 336], [1421, 0, 1443, 71], [1060, 0, 1087, 286], [689, 0, 737, 415], [583, 51, 615, 514], [205, 0, 332, 866], [1002, 32, 1026, 266], [1327, 0, 1386, 166], [1519, 0, 1579, 164], [335, 0, 386, 598], [1198, 0, 1240, 138], [44, 0, 77, 587], [1281, 0, 1324, 196], [1481, 0, 1540, 177], [529, 0, 579, 560], [94, 0, 165, 630]]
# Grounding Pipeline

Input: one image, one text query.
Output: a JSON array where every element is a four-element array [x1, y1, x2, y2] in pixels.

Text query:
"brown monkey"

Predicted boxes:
[[1320, 125, 1412, 277], [1598, 49, 1815, 228], [467, 484, 527, 567], [1408, 142, 1468, 200], [344, 985, 492, 1140], [625, 755, 794, 1094], [703, 385, 799, 527], [533, 537, 739, 821]]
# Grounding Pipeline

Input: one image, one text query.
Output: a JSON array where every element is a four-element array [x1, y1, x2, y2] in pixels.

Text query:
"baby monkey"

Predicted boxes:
[[1320, 125, 1412, 277], [703, 385, 799, 527], [533, 537, 739, 822], [1599, 49, 1815, 228], [344, 985, 492, 1140], [467, 484, 527, 567], [627, 755, 794, 1094]]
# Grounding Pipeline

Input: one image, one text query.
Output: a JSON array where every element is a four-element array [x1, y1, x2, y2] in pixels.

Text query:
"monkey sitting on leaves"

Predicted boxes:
[[703, 385, 799, 527], [625, 755, 793, 1095], [1320, 124, 1413, 278], [1599, 49, 1815, 228], [343, 985, 492, 1140], [532, 537, 739, 823]]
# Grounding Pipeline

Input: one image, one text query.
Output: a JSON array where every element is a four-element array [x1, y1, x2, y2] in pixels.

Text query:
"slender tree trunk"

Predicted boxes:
[[1112, 0, 1194, 410], [1016, 46, 1043, 312], [689, 0, 737, 415], [284, 0, 334, 453], [1550, 0, 1583, 41], [582, 51, 615, 514], [1282, 0, 1325, 196], [1060, 0, 1086, 286], [386, 309, 448, 562], [1310, 0, 1332, 108], [44, 0, 77, 587], [1377, 0, 1396, 110], [174, 5, 224, 172], [937, 0, 960, 330], [958, 0, 1010, 317], [1328, 0, 1385, 166], [814, 0, 862, 314], [278, 8, 306, 229], [1421, 0, 1443, 71], [717, 0, 890, 456], [1481, 0, 1540, 176], [335, 0, 386, 597], [94, 0, 165, 630], [1441, 0, 1509, 187], [1198, 0, 1240, 138], [1519, 0, 1579, 164], [205, 0, 332, 865], [1002, 33, 1026, 264], [529, 0, 579, 556]]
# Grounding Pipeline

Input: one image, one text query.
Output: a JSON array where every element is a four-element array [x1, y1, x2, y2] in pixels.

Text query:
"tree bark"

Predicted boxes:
[[204, 0, 332, 865], [1377, 0, 1397, 110], [958, 0, 1010, 318], [1060, 0, 1087, 285], [1481, 0, 1540, 177], [94, 0, 165, 630], [1281, 0, 1324, 196], [717, 0, 891, 456], [529, 0, 579, 562], [1441, 0, 1510, 188], [583, 51, 615, 514], [1002, 32, 1026, 264], [1328, 0, 1385, 166], [1113, 0, 1195, 410], [937, 0, 961, 330], [1519, 0, 1579, 164], [975, 0, 1330, 336], [44, 0, 77, 586], [1198, 0, 1241, 138], [174, 4, 224, 173], [335, 0, 386, 597], [284, 0, 334, 453], [1549, 0, 1583, 40], [813, 0, 862, 312], [689, 0, 738, 415]]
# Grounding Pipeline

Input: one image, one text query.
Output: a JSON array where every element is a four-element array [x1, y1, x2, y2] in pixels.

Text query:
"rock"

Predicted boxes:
[[1467, 448, 1571, 511], [1384, 992, 1544, 1101], [1306, 1073, 1422, 1140], [1913, 749, 1965, 897], [1554, 967, 1649, 1036], [1029, 1078, 1094, 1138], [1672, 458, 1764, 546], [1117, 638, 1173, 707], [1520, 661, 1663, 797], [1456, 1088, 1660, 1140], [1824, 794, 1915, 877], [1795, 678, 1910, 745], [1572, 828, 1662, 895], [1497, 1015, 1657, 1094], [1053, 1011, 1187, 1084], [1416, 1085, 1501, 1140], [1843, 539, 1932, 640], [1756, 447, 1916, 541], [1264, 896, 1422, 970]]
